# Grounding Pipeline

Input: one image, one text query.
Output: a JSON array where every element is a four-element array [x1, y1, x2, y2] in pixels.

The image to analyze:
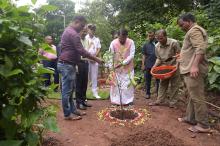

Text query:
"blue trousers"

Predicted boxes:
[[57, 62, 77, 117]]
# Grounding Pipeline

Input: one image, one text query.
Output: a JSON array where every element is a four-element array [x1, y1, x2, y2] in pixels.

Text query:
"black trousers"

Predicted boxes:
[[42, 60, 59, 87], [75, 61, 89, 104], [145, 68, 160, 95]]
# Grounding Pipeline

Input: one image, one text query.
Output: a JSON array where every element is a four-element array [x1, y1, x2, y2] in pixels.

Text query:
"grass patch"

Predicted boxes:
[[48, 92, 61, 100], [47, 88, 110, 100], [86, 88, 110, 100]]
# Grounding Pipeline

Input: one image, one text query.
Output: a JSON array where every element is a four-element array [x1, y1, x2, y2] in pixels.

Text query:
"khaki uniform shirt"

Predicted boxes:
[[155, 38, 180, 66], [179, 24, 208, 75]]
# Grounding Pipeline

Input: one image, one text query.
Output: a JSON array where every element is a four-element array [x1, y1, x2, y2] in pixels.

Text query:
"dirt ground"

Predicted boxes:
[[44, 90, 220, 146]]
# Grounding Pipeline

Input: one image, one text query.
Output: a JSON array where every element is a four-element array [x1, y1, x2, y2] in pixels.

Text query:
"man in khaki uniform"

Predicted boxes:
[[177, 13, 210, 132], [149, 29, 180, 107]]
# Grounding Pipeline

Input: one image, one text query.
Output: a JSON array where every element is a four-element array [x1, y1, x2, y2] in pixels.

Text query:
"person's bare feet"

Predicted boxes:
[[178, 117, 196, 125], [188, 124, 212, 133], [148, 101, 164, 106]]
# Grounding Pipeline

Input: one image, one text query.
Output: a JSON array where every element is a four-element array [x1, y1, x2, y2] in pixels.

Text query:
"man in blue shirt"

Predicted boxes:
[[142, 31, 160, 99]]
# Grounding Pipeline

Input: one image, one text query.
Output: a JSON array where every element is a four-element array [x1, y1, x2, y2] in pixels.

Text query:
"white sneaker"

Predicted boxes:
[[94, 95, 101, 99]]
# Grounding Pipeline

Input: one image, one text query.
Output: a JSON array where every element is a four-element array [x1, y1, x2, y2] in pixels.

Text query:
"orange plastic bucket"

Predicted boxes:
[[151, 65, 177, 80]]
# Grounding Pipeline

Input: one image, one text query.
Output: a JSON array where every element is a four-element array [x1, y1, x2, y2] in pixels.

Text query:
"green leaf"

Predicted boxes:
[[18, 35, 32, 47], [208, 57, 220, 66], [214, 65, 220, 73], [11, 87, 24, 97], [0, 140, 23, 146], [31, 0, 37, 4], [208, 36, 214, 44], [0, 48, 6, 51], [40, 43, 56, 54], [9, 26, 19, 31], [2, 105, 15, 120], [5, 69, 23, 77], [36, 65, 54, 74], [208, 63, 214, 72], [26, 132, 39, 146], [33, 23, 45, 31], [4, 55, 13, 70], [25, 80, 37, 86], [44, 116, 59, 132], [22, 110, 43, 128], [40, 5, 58, 12], [208, 72, 219, 84]]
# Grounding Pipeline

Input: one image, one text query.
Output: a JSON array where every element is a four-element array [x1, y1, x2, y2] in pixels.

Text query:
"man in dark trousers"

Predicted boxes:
[[141, 31, 159, 99], [75, 27, 92, 110], [39, 36, 59, 88], [57, 16, 103, 120]]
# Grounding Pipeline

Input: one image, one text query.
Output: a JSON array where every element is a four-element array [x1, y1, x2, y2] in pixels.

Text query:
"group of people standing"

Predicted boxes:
[[142, 13, 210, 132], [41, 12, 210, 133]]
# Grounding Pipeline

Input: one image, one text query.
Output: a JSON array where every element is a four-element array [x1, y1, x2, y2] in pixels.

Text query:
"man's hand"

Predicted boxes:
[[190, 65, 199, 78], [95, 57, 104, 64], [114, 63, 123, 69], [190, 54, 203, 78]]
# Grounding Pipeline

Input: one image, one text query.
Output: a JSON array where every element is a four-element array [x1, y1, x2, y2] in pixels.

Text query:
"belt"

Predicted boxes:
[[58, 60, 72, 65], [80, 59, 88, 63]]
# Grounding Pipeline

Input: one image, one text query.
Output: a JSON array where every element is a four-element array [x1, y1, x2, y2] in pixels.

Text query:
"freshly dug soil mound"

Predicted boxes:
[[154, 69, 173, 74], [110, 109, 138, 120], [42, 137, 62, 146], [111, 126, 189, 146]]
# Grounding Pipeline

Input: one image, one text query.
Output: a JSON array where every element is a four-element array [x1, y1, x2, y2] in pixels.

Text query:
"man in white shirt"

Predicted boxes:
[[86, 24, 101, 99]]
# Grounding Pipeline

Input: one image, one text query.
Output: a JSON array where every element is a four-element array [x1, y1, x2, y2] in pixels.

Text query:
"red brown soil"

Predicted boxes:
[[44, 90, 220, 146], [111, 126, 187, 146], [110, 109, 138, 120]]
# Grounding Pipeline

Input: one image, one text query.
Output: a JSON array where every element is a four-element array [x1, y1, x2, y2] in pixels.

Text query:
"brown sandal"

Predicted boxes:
[[64, 115, 82, 120], [188, 125, 212, 133]]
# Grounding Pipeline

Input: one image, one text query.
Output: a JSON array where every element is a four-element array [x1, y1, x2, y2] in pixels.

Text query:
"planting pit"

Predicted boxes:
[[98, 107, 150, 126], [110, 109, 138, 120]]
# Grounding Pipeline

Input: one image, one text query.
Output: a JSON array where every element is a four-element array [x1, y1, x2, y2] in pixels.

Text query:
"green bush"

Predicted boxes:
[[0, 1, 58, 146], [207, 57, 220, 92]]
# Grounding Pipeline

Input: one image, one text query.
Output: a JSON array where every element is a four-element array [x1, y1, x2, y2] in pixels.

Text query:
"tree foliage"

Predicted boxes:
[[45, 0, 76, 44], [0, 1, 58, 145], [78, 0, 113, 51]]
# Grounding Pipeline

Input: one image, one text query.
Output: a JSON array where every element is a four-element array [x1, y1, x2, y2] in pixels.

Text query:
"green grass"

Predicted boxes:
[[86, 88, 110, 100], [48, 92, 61, 99], [47, 88, 110, 100]]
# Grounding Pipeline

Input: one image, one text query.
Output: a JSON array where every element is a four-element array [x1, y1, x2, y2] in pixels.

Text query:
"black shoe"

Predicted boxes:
[[145, 94, 151, 99], [77, 103, 87, 110], [73, 110, 86, 116], [83, 102, 92, 107]]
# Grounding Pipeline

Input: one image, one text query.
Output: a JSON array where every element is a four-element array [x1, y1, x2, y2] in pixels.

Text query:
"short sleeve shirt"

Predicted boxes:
[[155, 38, 180, 66], [85, 35, 101, 56], [142, 40, 157, 69]]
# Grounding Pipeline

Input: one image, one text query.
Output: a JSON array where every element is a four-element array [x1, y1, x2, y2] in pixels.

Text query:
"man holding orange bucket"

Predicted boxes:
[[149, 29, 181, 108]]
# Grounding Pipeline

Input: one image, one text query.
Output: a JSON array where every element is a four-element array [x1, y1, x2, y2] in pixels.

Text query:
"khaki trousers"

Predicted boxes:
[[183, 73, 209, 127], [156, 71, 180, 105]]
